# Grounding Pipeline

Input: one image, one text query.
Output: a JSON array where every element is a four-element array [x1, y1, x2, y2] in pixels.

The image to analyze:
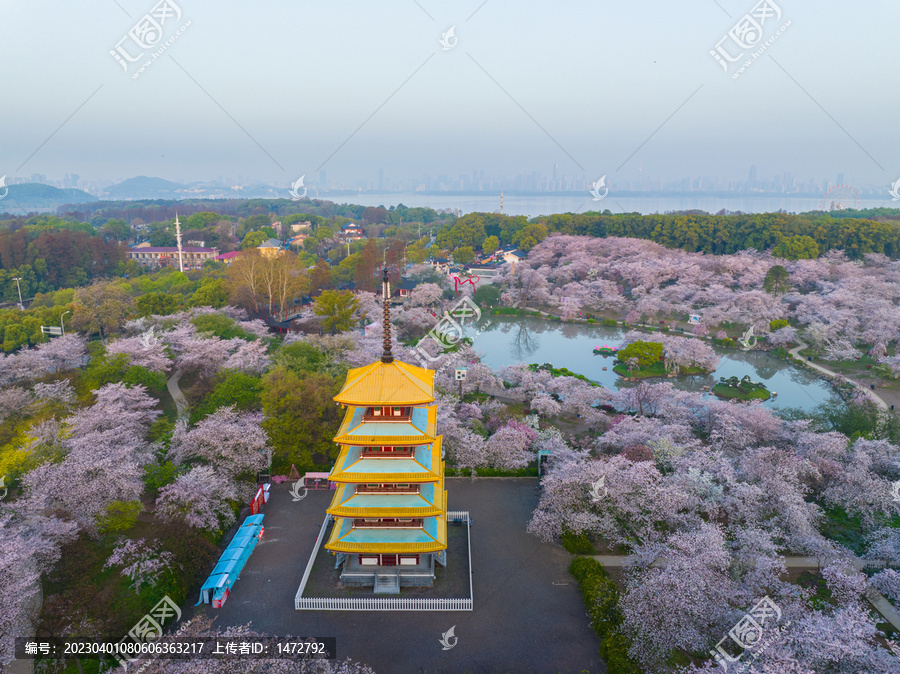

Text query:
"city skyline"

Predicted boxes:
[[8, 166, 894, 200]]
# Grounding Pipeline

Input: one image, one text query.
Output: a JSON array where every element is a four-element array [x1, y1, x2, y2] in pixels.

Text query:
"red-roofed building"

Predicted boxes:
[[214, 251, 242, 266], [127, 245, 219, 270]]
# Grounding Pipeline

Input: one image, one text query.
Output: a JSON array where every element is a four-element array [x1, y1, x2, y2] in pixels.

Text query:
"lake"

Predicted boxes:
[[466, 317, 837, 412]]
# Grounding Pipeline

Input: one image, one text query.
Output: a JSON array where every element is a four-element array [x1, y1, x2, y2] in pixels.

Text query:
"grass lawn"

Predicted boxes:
[[712, 383, 772, 401], [613, 361, 709, 379], [613, 360, 667, 378]]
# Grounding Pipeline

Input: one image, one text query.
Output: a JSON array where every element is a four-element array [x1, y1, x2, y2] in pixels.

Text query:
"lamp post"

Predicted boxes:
[[60, 310, 70, 335], [12, 277, 23, 311]]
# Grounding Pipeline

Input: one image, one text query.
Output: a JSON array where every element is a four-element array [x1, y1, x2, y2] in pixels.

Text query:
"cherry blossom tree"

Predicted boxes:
[[408, 282, 444, 307], [156, 466, 239, 531], [0, 387, 31, 422], [168, 406, 269, 480], [482, 419, 537, 470], [869, 569, 900, 604], [767, 325, 799, 347], [21, 383, 161, 530], [620, 524, 737, 670], [31, 380, 75, 407], [222, 337, 271, 374], [173, 335, 234, 379], [103, 538, 177, 594], [498, 266, 553, 308], [34, 334, 89, 373], [434, 393, 487, 472], [0, 335, 87, 386], [0, 510, 77, 665], [106, 335, 173, 373]]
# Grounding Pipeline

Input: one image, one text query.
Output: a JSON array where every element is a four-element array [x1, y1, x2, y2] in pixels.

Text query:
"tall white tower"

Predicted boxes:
[[174, 213, 184, 273]]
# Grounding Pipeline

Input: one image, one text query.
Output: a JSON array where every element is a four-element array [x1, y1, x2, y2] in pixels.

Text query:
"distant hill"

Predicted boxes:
[[0, 183, 98, 213], [102, 176, 286, 200], [104, 176, 185, 199]]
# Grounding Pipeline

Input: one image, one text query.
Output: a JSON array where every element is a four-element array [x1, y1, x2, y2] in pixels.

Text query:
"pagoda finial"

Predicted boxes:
[[381, 265, 393, 363]]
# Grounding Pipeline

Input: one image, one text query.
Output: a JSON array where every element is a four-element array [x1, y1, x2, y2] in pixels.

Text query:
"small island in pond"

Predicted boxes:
[[712, 375, 772, 401], [613, 338, 718, 380]]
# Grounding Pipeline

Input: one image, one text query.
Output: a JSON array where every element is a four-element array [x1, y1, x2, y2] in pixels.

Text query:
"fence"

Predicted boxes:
[[295, 511, 473, 611], [295, 596, 473, 610]]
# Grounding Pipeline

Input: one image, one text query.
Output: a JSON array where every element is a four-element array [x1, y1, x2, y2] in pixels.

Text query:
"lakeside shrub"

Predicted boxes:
[[562, 528, 595, 554], [569, 557, 642, 674]]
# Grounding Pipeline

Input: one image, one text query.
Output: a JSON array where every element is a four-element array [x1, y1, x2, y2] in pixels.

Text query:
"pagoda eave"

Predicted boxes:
[[328, 471, 442, 484], [332, 433, 436, 446], [327, 505, 444, 518], [324, 516, 447, 554]]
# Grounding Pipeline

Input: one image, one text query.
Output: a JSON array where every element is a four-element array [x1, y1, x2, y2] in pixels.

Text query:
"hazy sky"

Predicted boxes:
[[1, 0, 898, 190]]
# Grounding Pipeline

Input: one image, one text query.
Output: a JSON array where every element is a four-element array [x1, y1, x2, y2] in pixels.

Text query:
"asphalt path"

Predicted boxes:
[[186, 479, 603, 674]]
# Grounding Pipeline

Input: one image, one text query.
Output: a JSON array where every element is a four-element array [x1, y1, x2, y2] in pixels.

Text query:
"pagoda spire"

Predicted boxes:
[[381, 266, 393, 363]]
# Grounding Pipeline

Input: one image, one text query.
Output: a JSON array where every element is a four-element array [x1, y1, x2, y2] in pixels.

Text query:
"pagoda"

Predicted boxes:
[[324, 267, 447, 592]]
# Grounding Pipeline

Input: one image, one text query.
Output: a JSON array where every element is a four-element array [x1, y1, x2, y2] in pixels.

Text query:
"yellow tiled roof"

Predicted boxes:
[[324, 515, 447, 554], [328, 438, 444, 484], [326, 484, 446, 518], [332, 404, 437, 446], [333, 359, 435, 406]]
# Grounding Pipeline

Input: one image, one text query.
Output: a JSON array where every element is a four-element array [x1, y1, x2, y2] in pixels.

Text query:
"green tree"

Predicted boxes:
[[71, 280, 133, 340], [472, 284, 502, 308], [453, 246, 475, 265], [189, 278, 229, 308], [331, 254, 359, 286], [261, 368, 343, 473], [482, 235, 500, 256], [239, 214, 271, 237], [771, 235, 819, 260], [312, 290, 360, 334], [101, 218, 131, 242], [407, 243, 427, 264], [763, 265, 791, 295], [135, 291, 182, 317], [2, 324, 29, 352], [513, 223, 549, 252], [241, 231, 268, 250], [617, 340, 664, 369], [191, 313, 254, 340], [185, 211, 221, 230], [79, 353, 167, 394], [190, 370, 262, 423], [97, 500, 142, 534]]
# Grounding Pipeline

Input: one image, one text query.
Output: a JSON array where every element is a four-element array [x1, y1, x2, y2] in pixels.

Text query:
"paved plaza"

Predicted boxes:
[[186, 478, 603, 673]]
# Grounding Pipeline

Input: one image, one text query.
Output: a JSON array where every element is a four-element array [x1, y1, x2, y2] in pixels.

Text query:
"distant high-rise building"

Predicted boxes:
[[748, 165, 757, 190], [378, 168, 384, 191], [836, 173, 845, 185]]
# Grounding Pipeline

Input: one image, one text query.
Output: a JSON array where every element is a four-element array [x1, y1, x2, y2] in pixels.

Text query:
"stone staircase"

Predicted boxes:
[[373, 568, 400, 594]]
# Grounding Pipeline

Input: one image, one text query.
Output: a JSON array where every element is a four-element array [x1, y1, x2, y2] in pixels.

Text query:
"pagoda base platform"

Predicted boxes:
[[339, 554, 436, 588]]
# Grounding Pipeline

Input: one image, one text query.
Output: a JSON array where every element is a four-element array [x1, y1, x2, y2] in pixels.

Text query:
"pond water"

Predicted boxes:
[[468, 317, 838, 412]]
